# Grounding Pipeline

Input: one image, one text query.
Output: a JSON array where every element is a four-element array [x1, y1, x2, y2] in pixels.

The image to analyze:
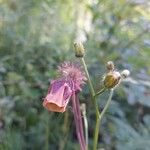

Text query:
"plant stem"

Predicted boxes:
[[81, 58, 95, 97], [93, 112, 100, 150], [100, 89, 114, 120], [81, 103, 88, 150], [81, 58, 100, 150], [94, 88, 106, 97], [93, 89, 114, 150], [81, 58, 99, 116], [81, 58, 112, 150], [72, 94, 86, 150]]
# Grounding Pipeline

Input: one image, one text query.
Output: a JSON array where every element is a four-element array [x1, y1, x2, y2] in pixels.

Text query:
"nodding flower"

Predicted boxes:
[[43, 62, 86, 113], [43, 62, 87, 150], [43, 79, 72, 112]]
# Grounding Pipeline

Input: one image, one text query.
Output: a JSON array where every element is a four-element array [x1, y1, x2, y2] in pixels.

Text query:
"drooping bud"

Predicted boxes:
[[103, 71, 121, 89], [74, 42, 85, 58], [121, 69, 130, 79], [106, 61, 115, 71]]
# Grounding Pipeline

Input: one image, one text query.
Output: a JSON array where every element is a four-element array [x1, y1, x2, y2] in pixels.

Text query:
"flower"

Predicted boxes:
[[58, 62, 87, 91], [43, 80, 72, 112], [43, 62, 87, 150], [43, 62, 86, 113]]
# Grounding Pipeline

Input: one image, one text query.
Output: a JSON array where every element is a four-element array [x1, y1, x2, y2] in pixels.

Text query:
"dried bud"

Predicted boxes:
[[121, 69, 130, 79], [74, 42, 85, 58], [80, 103, 86, 116], [106, 61, 115, 71], [103, 71, 121, 89]]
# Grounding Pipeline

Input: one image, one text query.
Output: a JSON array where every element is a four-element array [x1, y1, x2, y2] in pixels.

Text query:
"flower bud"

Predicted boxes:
[[121, 69, 130, 79], [106, 61, 115, 71], [103, 71, 121, 89], [74, 42, 85, 58]]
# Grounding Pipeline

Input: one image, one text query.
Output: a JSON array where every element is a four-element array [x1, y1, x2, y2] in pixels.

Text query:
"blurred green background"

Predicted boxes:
[[0, 0, 150, 150]]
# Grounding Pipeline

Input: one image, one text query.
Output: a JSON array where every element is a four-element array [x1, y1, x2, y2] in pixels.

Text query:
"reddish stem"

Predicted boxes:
[[72, 93, 86, 150]]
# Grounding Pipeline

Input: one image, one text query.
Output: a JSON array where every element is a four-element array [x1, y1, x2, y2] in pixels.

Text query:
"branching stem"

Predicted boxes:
[[81, 57, 114, 150]]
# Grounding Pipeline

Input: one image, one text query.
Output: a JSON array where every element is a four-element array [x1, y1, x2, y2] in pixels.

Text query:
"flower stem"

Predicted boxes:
[[94, 87, 106, 97], [93, 89, 114, 150], [81, 104, 88, 150], [81, 58, 99, 116], [100, 89, 114, 120], [72, 93, 86, 150], [81, 57, 112, 150], [81, 58, 101, 150], [81, 58, 95, 97], [93, 115, 100, 150]]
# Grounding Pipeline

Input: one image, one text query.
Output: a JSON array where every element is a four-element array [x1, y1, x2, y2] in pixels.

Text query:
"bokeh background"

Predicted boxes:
[[0, 0, 150, 150]]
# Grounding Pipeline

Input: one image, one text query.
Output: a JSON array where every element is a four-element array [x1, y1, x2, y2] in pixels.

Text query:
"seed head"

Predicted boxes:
[[74, 42, 85, 58], [121, 69, 130, 79], [58, 62, 87, 91], [103, 71, 121, 89]]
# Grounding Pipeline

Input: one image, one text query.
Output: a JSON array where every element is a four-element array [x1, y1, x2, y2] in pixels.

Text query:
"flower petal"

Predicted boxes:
[[43, 82, 72, 112]]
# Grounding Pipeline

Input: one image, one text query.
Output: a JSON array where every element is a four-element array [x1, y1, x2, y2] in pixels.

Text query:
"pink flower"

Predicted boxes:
[[43, 62, 86, 113], [43, 80, 72, 112], [43, 62, 87, 150]]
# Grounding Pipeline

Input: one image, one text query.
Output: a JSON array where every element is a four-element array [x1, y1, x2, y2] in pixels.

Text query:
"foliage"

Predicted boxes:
[[0, 0, 150, 150]]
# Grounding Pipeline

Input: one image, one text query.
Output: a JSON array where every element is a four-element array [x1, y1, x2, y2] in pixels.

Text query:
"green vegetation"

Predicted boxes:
[[0, 0, 150, 149]]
